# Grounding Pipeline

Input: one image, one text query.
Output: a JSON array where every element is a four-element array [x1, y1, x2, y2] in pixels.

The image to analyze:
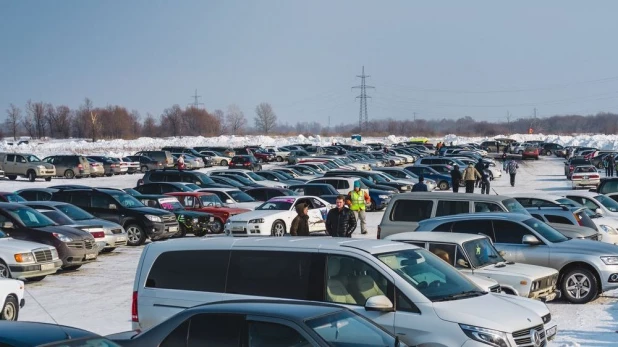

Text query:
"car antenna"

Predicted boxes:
[[24, 286, 71, 339]]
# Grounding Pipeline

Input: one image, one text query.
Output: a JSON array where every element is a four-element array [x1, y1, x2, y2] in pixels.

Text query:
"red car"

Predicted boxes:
[[522, 147, 539, 160], [248, 149, 275, 163], [165, 192, 249, 233]]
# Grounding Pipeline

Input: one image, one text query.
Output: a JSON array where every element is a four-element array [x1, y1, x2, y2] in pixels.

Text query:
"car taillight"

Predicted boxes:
[[132, 291, 138, 322], [90, 231, 105, 238], [569, 166, 573, 171], [244, 163, 250, 166], [157, 162, 162, 166], [574, 213, 584, 226], [78, 164, 83, 169], [377, 225, 381, 239]]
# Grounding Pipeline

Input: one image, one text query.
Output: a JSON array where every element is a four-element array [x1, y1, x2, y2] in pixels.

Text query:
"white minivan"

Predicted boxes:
[[132, 237, 555, 346]]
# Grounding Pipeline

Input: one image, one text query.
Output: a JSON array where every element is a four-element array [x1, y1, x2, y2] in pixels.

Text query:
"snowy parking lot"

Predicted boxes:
[[8, 157, 617, 346]]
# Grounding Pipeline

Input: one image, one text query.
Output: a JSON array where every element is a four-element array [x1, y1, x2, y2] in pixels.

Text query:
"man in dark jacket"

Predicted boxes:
[[480, 163, 491, 194], [290, 203, 310, 236], [474, 158, 485, 187], [325, 195, 357, 237], [451, 164, 462, 193], [412, 175, 428, 192]]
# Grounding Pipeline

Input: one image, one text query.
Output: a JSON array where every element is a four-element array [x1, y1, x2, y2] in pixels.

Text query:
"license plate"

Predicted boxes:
[[85, 253, 97, 260], [40, 263, 55, 271], [169, 226, 178, 232], [546, 326, 557, 339], [116, 236, 126, 242], [209, 217, 215, 222], [584, 176, 589, 179], [232, 226, 244, 231]]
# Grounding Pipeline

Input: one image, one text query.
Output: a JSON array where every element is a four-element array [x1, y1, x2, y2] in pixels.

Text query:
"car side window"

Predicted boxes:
[[6, 154, 15, 162], [396, 290, 420, 313], [249, 190, 266, 201], [325, 255, 392, 306], [390, 200, 433, 222], [92, 194, 115, 209], [181, 196, 196, 207], [451, 220, 495, 241], [432, 222, 453, 232], [186, 314, 244, 347], [545, 215, 572, 224], [530, 199, 557, 207], [160, 320, 190, 347], [248, 321, 310, 347], [16, 155, 26, 163], [293, 187, 306, 195], [436, 200, 469, 217], [580, 198, 600, 210], [70, 193, 91, 207], [149, 172, 163, 182], [531, 214, 545, 221], [474, 202, 503, 213], [427, 243, 457, 266], [492, 221, 530, 244], [18, 191, 37, 201]]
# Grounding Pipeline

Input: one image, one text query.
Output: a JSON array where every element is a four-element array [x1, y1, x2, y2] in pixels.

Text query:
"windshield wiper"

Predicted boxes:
[[433, 290, 487, 302]]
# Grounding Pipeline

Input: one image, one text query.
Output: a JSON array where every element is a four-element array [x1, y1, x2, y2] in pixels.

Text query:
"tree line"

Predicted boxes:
[[4, 98, 618, 140]]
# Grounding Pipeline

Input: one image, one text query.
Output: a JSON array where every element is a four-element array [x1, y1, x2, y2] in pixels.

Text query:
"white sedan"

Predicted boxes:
[[224, 196, 331, 236], [571, 165, 601, 189], [0, 278, 25, 320]]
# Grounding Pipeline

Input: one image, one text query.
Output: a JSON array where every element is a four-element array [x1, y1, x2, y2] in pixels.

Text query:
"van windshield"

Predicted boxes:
[[376, 249, 484, 302]]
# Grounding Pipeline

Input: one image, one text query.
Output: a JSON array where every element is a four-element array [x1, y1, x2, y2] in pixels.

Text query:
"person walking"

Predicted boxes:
[[177, 155, 186, 171], [346, 181, 370, 235], [451, 164, 462, 193], [611, 155, 616, 177], [474, 158, 485, 187], [480, 163, 491, 194], [506, 159, 519, 187], [325, 195, 357, 237], [412, 175, 428, 191], [463, 163, 481, 193], [290, 203, 310, 236]]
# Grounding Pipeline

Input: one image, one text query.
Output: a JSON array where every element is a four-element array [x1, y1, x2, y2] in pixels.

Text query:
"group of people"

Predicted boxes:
[[446, 159, 492, 194], [603, 155, 616, 177]]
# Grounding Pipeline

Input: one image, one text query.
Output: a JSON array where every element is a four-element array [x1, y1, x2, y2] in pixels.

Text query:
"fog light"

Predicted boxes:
[[609, 274, 618, 283]]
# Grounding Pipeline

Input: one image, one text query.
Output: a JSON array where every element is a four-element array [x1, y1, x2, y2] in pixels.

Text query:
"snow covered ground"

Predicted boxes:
[[6, 155, 617, 346]]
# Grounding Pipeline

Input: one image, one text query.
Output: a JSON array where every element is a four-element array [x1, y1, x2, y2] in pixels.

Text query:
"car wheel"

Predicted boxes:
[[0, 260, 11, 279], [1, 296, 18, 321], [27, 170, 36, 182], [271, 220, 286, 236], [220, 160, 228, 166], [211, 219, 223, 234], [26, 276, 46, 282], [64, 170, 75, 179], [101, 248, 115, 253], [62, 265, 82, 271], [518, 150, 523, 155], [438, 181, 450, 190], [545, 150, 552, 156], [367, 199, 376, 212], [140, 165, 149, 173], [45, 177, 52, 182], [561, 267, 598, 304], [276, 156, 283, 162], [126, 224, 146, 246], [7, 176, 16, 181]]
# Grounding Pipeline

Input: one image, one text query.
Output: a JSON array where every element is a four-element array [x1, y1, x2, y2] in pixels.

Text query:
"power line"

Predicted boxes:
[[352, 66, 375, 131], [189, 89, 204, 109]]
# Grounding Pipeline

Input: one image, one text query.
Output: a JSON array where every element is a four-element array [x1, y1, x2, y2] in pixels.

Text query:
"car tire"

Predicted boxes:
[[64, 170, 75, 179], [101, 248, 115, 253], [220, 160, 228, 166], [26, 276, 46, 282], [271, 220, 286, 236], [63, 265, 82, 271], [438, 181, 450, 190], [45, 177, 52, 182], [0, 260, 11, 279], [125, 224, 146, 246], [27, 170, 36, 182], [561, 267, 599, 304], [545, 150, 552, 156], [7, 176, 16, 181], [1, 296, 19, 321], [211, 219, 223, 234], [276, 156, 283, 162], [518, 150, 523, 155]]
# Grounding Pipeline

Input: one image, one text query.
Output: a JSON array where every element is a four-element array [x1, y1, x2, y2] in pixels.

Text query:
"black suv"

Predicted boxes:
[[137, 169, 229, 188], [161, 147, 213, 167], [540, 143, 564, 156], [228, 155, 262, 171], [50, 188, 179, 246]]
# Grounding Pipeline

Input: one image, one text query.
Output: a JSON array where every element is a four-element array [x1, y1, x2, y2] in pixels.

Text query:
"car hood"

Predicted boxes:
[[71, 218, 123, 229], [228, 209, 288, 221], [555, 238, 618, 254], [0, 237, 55, 252], [475, 262, 558, 279], [231, 202, 262, 210], [433, 293, 544, 333], [130, 206, 175, 216], [36, 225, 93, 239], [175, 210, 213, 218], [550, 223, 598, 237]]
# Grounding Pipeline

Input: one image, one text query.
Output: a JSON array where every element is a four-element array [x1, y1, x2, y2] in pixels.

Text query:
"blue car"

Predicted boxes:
[[404, 165, 452, 190], [297, 183, 393, 212]]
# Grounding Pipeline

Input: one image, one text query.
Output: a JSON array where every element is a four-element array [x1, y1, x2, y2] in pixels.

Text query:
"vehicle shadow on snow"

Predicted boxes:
[[537, 178, 567, 182], [553, 298, 618, 346], [538, 187, 573, 191]]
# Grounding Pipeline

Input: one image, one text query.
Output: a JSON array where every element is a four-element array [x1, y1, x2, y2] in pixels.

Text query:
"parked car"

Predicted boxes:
[[416, 212, 618, 303], [119, 157, 141, 174], [86, 158, 105, 177], [559, 191, 618, 218], [125, 155, 164, 172], [0, 152, 55, 182], [0, 278, 25, 320], [161, 146, 213, 167], [130, 237, 555, 346], [254, 170, 305, 186], [210, 169, 285, 188], [208, 175, 253, 190], [42, 155, 91, 179], [0, 321, 119, 345], [0, 203, 97, 270], [15, 188, 59, 201], [595, 176, 618, 194], [165, 192, 250, 233], [228, 155, 262, 171], [244, 187, 298, 202], [199, 150, 230, 166], [526, 206, 601, 241], [137, 169, 229, 188], [323, 170, 411, 192], [87, 155, 121, 176], [134, 150, 175, 168], [20, 201, 128, 252], [109, 299, 403, 347], [50, 188, 179, 246], [194, 188, 262, 210], [522, 146, 540, 160], [386, 232, 560, 301], [564, 157, 592, 179], [248, 148, 276, 163], [540, 143, 565, 156], [404, 165, 452, 190], [571, 165, 600, 189], [0, 228, 61, 281], [263, 146, 291, 162], [133, 194, 215, 237]]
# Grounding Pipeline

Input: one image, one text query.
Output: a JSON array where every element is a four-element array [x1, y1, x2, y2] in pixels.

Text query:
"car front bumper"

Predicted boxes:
[[225, 221, 270, 236], [146, 221, 180, 240], [9, 260, 63, 279], [59, 243, 98, 268], [103, 233, 128, 249]]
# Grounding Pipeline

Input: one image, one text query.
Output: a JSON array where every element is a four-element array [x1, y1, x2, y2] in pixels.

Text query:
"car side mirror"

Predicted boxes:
[[364, 295, 394, 312], [589, 188, 597, 193], [457, 258, 470, 268], [522, 234, 542, 245], [225, 199, 233, 204], [108, 204, 117, 210], [595, 208, 603, 215], [2, 221, 14, 229]]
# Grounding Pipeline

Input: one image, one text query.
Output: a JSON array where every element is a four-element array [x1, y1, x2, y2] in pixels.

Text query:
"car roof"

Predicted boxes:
[[16, 188, 60, 193], [21, 201, 68, 207], [0, 321, 98, 344], [556, 191, 600, 198], [419, 212, 531, 224], [387, 231, 485, 243], [166, 191, 214, 196], [390, 192, 511, 202], [188, 299, 342, 320], [197, 187, 239, 192]]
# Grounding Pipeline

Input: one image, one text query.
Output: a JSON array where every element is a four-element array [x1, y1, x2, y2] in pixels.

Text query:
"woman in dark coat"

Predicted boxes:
[[290, 203, 310, 236]]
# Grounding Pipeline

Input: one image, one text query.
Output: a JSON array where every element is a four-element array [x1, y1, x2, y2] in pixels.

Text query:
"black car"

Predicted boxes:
[[214, 174, 265, 189], [323, 170, 409, 192], [137, 169, 229, 188], [16, 188, 60, 201], [0, 203, 95, 270], [107, 300, 401, 347], [228, 155, 262, 171], [244, 187, 298, 201], [134, 182, 200, 195], [51, 188, 179, 246], [209, 175, 251, 191], [0, 321, 119, 347], [134, 194, 215, 237], [540, 143, 565, 156]]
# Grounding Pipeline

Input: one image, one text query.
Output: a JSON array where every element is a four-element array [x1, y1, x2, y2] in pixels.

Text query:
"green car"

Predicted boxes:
[[133, 194, 215, 237]]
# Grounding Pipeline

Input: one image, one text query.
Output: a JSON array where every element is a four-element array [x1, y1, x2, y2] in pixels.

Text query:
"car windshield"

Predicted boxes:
[[369, 173, 388, 183], [10, 207, 56, 228], [57, 204, 95, 221], [276, 171, 294, 180], [378, 171, 398, 180], [199, 195, 224, 207], [462, 238, 505, 268], [224, 175, 253, 185], [594, 195, 618, 212], [157, 197, 184, 211], [193, 172, 215, 184], [4, 194, 26, 203], [110, 193, 145, 208], [256, 200, 293, 211], [323, 161, 337, 169], [26, 155, 41, 162], [40, 210, 74, 225], [244, 171, 265, 181], [306, 310, 400, 347], [502, 198, 530, 215], [215, 177, 243, 187], [377, 249, 483, 302], [522, 218, 569, 243], [228, 190, 255, 202], [39, 337, 121, 347]]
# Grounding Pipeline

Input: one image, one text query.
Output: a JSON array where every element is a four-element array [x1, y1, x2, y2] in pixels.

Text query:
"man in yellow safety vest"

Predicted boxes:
[[346, 180, 370, 235]]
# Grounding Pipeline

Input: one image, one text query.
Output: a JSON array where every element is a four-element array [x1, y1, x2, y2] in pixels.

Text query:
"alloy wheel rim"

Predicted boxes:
[[127, 227, 140, 242], [0, 264, 8, 278], [566, 274, 591, 299], [274, 223, 285, 236], [2, 302, 15, 320]]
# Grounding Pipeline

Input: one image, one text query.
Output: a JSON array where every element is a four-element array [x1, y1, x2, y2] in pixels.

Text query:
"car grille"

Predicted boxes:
[[34, 249, 53, 263], [161, 215, 176, 223], [111, 228, 123, 234], [114, 240, 127, 246], [586, 234, 599, 241], [512, 324, 546, 346], [489, 285, 501, 293], [66, 240, 95, 250]]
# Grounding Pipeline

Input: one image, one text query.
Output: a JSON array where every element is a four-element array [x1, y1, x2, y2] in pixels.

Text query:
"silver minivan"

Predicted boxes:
[[132, 237, 554, 347], [378, 192, 530, 239]]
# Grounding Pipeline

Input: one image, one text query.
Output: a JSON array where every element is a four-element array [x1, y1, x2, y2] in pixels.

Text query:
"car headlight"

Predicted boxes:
[[145, 214, 162, 222], [52, 233, 73, 242], [378, 195, 390, 199], [37, 165, 46, 170], [459, 324, 508, 347], [14, 252, 35, 264], [601, 256, 618, 265], [600, 225, 618, 235], [192, 218, 199, 224], [401, 185, 409, 190], [249, 218, 265, 224]]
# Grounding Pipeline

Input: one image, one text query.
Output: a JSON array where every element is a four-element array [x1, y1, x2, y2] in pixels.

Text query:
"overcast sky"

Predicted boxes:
[[2, 1, 618, 126]]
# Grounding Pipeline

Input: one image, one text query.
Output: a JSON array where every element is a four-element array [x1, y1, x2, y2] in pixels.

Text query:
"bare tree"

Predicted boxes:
[[254, 102, 277, 134], [22, 116, 36, 138], [226, 104, 246, 135], [5, 104, 21, 140], [90, 111, 101, 142], [212, 109, 226, 135], [160, 105, 184, 137], [26, 100, 46, 139], [54, 105, 72, 138], [142, 113, 158, 137]]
